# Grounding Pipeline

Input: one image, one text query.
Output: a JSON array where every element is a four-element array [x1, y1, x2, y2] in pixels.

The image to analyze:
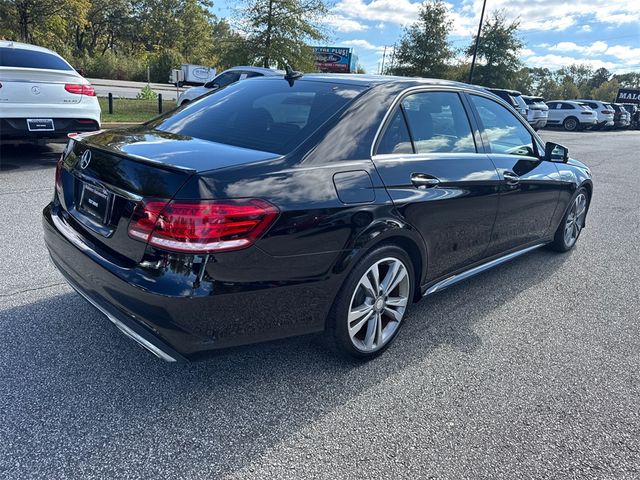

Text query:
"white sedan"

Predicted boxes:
[[0, 41, 101, 140], [177, 66, 283, 106]]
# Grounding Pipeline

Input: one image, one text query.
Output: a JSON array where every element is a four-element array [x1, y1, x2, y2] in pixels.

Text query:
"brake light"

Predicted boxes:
[[580, 112, 593, 115], [601, 110, 613, 114], [64, 84, 96, 96], [128, 199, 279, 253]]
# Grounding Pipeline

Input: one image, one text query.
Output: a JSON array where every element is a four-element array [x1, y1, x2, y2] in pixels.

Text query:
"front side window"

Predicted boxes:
[[401, 92, 476, 154], [469, 94, 536, 157]]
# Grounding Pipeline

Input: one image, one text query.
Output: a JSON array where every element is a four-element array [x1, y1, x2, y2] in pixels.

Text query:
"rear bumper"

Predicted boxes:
[[43, 202, 337, 361], [528, 118, 547, 129], [1, 118, 100, 139]]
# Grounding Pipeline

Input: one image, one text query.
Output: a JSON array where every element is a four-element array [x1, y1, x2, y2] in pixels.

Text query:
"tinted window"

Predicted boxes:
[[561, 103, 575, 110], [401, 92, 476, 154], [214, 71, 242, 88], [0, 47, 73, 70], [244, 71, 263, 78], [152, 79, 365, 154], [470, 95, 535, 157], [377, 109, 413, 155]]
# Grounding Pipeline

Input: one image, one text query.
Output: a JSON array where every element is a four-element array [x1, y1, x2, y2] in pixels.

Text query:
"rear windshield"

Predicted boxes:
[[151, 78, 366, 154], [0, 47, 73, 70]]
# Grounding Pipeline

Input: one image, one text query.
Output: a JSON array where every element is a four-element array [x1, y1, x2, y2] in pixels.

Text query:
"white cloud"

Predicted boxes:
[[526, 54, 618, 71], [521, 48, 536, 57], [325, 15, 368, 32], [341, 39, 383, 52], [549, 41, 608, 55], [580, 24, 592, 32]]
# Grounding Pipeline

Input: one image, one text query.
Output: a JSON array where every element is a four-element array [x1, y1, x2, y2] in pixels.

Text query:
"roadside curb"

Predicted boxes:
[[102, 122, 141, 129]]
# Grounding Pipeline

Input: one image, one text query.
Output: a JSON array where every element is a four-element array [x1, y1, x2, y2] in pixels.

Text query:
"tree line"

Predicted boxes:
[[0, 0, 327, 81], [0, 0, 637, 100], [388, 1, 638, 101]]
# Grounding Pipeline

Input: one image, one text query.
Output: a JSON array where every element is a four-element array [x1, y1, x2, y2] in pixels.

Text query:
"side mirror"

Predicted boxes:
[[544, 142, 569, 163]]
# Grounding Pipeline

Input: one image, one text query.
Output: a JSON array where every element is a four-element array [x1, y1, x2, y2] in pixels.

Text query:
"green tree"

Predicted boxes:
[[614, 72, 640, 88], [237, 0, 328, 70], [388, 0, 454, 78], [588, 67, 611, 92], [466, 10, 523, 87], [591, 78, 620, 102]]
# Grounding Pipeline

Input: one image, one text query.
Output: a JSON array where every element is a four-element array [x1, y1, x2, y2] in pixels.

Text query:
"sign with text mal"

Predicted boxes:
[[616, 88, 640, 105]]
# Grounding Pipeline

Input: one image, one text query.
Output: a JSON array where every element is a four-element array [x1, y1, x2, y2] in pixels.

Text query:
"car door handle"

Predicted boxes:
[[411, 173, 440, 188], [503, 171, 520, 185]]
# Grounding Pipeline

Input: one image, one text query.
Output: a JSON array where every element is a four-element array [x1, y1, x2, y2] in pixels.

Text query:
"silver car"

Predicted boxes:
[[574, 99, 615, 129], [546, 100, 598, 131], [522, 95, 548, 130], [176, 66, 283, 106]]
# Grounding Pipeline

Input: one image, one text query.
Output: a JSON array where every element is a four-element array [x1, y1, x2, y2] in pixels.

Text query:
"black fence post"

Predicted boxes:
[[158, 94, 163, 114], [108, 93, 113, 114]]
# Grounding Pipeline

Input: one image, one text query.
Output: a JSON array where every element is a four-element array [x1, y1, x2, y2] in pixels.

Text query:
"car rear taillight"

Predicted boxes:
[[128, 199, 279, 253], [64, 84, 96, 96], [601, 110, 613, 114], [580, 112, 593, 115]]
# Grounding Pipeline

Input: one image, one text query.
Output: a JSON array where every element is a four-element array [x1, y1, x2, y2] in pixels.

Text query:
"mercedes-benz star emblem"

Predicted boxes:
[[80, 150, 92, 169], [31, 86, 40, 95]]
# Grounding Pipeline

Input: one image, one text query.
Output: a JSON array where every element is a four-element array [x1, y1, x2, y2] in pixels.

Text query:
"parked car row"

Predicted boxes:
[[482, 85, 638, 132]]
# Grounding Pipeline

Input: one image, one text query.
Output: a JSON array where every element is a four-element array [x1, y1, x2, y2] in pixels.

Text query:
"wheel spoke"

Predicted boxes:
[[348, 303, 373, 323], [386, 268, 408, 296], [363, 316, 377, 348], [383, 306, 403, 322], [380, 260, 400, 294], [360, 275, 376, 297], [374, 313, 383, 346], [385, 296, 408, 308], [349, 310, 374, 337], [369, 264, 381, 295]]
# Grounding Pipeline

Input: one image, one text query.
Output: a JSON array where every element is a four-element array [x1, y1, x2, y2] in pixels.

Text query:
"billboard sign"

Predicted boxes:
[[314, 47, 353, 73], [616, 88, 640, 105]]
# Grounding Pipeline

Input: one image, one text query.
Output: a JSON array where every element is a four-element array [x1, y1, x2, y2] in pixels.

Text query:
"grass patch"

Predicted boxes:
[[99, 97, 177, 123]]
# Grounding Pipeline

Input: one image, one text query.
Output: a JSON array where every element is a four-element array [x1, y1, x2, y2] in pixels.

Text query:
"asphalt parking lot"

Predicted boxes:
[[0, 130, 638, 479]]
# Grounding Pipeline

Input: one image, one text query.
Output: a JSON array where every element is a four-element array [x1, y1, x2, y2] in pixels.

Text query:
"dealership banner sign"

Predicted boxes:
[[313, 47, 356, 73], [616, 88, 640, 105]]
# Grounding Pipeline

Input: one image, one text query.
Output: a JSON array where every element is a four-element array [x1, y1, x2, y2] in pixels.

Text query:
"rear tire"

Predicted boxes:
[[329, 245, 415, 359], [563, 117, 579, 131], [548, 188, 589, 252]]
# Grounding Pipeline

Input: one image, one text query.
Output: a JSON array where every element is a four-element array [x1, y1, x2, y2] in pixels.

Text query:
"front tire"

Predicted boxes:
[[548, 188, 589, 252], [329, 245, 415, 359]]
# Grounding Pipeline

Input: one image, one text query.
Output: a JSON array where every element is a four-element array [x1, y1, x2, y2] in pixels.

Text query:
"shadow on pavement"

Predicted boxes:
[[0, 248, 571, 478], [0, 141, 64, 172]]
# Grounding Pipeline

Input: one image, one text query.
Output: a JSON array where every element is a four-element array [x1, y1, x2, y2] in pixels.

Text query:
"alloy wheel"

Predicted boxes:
[[564, 192, 587, 248], [347, 257, 410, 352], [564, 118, 577, 131]]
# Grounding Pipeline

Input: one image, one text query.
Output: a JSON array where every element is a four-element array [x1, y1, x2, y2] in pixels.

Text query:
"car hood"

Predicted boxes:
[[77, 126, 281, 173], [181, 86, 210, 101]]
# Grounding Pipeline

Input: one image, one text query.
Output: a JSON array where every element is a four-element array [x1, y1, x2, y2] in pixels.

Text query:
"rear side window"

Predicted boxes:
[[0, 47, 73, 70], [401, 92, 476, 154], [470, 94, 535, 157], [561, 103, 575, 110], [377, 109, 413, 155], [152, 79, 365, 154]]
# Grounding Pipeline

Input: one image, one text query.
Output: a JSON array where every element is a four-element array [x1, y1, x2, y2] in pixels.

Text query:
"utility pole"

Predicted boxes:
[[381, 46, 387, 75], [468, 0, 487, 84]]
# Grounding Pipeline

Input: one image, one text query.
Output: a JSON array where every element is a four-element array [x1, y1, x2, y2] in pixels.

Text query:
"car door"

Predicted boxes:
[[466, 93, 562, 256], [372, 90, 500, 282]]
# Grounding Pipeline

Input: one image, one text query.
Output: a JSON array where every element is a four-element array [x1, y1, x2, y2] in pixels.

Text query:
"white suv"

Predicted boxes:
[[546, 100, 598, 131], [574, 99, 615, 129], [522, 95, 548, 130], [177, 66, 283, 106], [0, 41, 101, 140]]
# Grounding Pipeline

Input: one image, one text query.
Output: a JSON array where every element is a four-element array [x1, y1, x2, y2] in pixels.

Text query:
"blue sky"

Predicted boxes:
[[212, 0, 640, 75]]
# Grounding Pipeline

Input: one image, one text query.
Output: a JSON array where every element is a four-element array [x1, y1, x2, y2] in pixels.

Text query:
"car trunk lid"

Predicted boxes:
[[0, 67, 84, 104], [56, 128, 280, 262]]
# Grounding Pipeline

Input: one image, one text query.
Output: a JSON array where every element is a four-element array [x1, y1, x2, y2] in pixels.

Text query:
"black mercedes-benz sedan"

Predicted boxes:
[[43, 73, 593, 362]]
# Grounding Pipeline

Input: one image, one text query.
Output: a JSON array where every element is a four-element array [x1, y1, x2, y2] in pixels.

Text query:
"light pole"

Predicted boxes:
[[468, 0, 487, 84]]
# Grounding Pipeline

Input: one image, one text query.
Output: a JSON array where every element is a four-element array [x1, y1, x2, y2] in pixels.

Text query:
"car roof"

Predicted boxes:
[[486, 87, 522, 96], [0, 40, 60, 56], [224, 66, 285, 75], [262, 73, 491, 94], [575, 99, 606, 104]]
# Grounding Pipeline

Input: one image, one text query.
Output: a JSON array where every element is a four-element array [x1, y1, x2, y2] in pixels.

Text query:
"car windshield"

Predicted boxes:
[[0, 47, 73, 70], [514, 96, 527, 109], [151, 78, 366, 155]]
